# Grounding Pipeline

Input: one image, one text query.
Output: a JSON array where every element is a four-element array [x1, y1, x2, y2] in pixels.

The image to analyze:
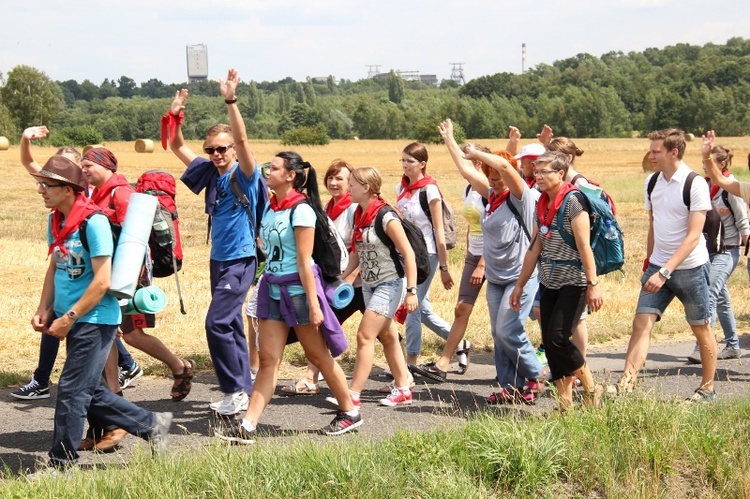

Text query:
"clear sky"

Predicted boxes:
[[2, 0, 749, 86]]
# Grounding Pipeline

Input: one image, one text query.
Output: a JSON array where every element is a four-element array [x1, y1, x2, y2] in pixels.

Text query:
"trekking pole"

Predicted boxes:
[[172, 252, 187, 315]]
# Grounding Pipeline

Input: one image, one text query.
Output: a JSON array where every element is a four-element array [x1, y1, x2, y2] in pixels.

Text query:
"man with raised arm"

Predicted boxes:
[[615, 129, 716, 401], [166, 68, 265, 416]]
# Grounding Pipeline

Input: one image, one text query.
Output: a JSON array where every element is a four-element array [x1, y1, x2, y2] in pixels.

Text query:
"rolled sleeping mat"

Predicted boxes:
[[109, 193, 158, 299], [323, 279, 355, 309], [124, 286, 167, 315]]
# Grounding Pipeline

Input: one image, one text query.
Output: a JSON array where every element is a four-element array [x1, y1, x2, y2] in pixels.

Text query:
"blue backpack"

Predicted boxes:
[[549, 188, 625, 276]]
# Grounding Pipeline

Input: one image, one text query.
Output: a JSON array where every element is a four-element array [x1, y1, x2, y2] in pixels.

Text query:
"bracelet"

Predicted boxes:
[[225, 98, 237, 104], [702, 157, 712, 162]]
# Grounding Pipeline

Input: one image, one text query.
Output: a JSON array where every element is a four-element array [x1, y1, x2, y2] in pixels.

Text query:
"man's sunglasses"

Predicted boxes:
[[204, 144, 234, 155]]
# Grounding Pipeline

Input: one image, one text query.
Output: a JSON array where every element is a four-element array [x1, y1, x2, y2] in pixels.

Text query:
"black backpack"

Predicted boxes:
[[372, 205, 431, 284], [646, 171, 724, 255], [289, 200, 348, 281]]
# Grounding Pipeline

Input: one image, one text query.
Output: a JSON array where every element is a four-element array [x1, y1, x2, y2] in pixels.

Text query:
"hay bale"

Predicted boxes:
[[685, 133, 695, 142], [642, 151, 652, 172], [83, 144, 104, 154], [135, 139, 154, 153], [0, 137, 9, 151]]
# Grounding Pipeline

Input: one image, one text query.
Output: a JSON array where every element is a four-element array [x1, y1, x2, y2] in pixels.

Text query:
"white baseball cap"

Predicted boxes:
[[514, 143, 546, 160]]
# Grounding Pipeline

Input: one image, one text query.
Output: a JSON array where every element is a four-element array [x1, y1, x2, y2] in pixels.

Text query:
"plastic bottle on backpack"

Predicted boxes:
[[604, 219, 619, 241]]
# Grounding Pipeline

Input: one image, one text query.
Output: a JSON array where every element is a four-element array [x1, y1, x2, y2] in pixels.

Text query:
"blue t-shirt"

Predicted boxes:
[[260, 202, 316, 300], [48, 212, 121, 325], [211, 162, 261, 261]]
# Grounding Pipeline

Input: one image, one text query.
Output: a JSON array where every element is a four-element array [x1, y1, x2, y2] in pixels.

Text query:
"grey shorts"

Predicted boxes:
[[457, 253, 486, 305]]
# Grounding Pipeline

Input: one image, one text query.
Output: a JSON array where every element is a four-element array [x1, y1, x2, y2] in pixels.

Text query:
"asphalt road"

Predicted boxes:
[[2, 338, 749, 476]]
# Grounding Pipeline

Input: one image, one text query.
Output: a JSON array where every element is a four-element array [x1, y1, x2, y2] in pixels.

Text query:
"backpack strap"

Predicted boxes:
[[373, 205, 405, 278], [506, 198, 531, 241], [721, 189, 738, 224], [229, 168, 258, 235], [419, 190, 433, 225], [646, 171, 697, 210], [570, 173, 585, 185]]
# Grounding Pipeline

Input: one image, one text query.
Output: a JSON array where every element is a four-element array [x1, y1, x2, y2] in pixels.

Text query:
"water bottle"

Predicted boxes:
[[536, 345, 548, 367], [604, 219, 618, 241]]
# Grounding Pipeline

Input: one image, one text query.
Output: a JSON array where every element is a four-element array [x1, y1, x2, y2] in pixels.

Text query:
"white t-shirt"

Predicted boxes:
[[396, 183, 440, 254], [644, 162, 711, 270]]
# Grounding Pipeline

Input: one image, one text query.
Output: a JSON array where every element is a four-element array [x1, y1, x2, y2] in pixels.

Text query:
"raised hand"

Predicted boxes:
[[219, 68, 240, 100], [22, 126, 49, 141], [508, 125, 521, 141], [701, 130, 716, 159], [536, 124, 553, 146], [170, 89, 188, 115], [437, 119, 454, 141]]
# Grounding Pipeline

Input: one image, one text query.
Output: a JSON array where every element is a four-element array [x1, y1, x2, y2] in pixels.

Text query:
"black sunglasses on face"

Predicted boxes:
[[204, 144, 234, 155]]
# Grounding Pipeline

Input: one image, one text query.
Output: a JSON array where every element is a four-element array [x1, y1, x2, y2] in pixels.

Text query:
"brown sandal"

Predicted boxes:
[[171, 359, 196, 402]]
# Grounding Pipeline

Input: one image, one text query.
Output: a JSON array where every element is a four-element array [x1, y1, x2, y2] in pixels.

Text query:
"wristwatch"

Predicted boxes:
[[439, 265, 448, 271], [407, 287, 418, 295], [658, 267, 672, 280], [66, 310, 78, 321], [587, 279, 599, 286]]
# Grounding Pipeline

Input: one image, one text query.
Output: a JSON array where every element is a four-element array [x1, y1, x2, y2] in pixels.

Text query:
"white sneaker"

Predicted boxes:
[[209, 391, 249, 415]]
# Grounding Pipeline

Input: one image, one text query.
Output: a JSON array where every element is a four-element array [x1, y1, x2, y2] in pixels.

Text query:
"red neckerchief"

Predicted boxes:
[[270, 190, 306, 212], [326, 192, 352, 221], [49, 194, 101, 256], [707, 170, 731, 199], [397, 175, 438, 201], [352, 198, 387, 249], [160, 111, 184, 150], [537, 183, 577, 238], [90, 173, 132, 223], [524, 177, 536, 189], [486, 189, 511, 216]]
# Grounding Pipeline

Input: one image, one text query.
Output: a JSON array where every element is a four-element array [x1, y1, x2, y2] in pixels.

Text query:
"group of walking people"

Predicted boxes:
[[15, 68, 748, 466]]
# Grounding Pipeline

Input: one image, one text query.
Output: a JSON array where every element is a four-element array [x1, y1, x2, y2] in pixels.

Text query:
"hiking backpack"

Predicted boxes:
[[418, 190, 457, 250], [570, 174, 617, 215], [549, 189, 625, 276], [135, 170, 183, 278], [646, 171, 724, 255], [289, 200, 349, 281], [373, 205, 431, 284]]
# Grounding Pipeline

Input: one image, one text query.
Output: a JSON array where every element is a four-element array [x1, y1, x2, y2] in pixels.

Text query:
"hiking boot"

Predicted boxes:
[[94, 428, 128, 452], [324, 394, 361, 409], [150, 412, 173, 451], [11, 376, 50, 400], [686, 344, 702, 364], [215, 424, 256, 445], [323, 410, 363, 436], [379, 388, 413, 407], [686, 388, 716, 403], [716, 346, 742, 360], [209, 391, 249, 416], [119, 363, 143, 389]]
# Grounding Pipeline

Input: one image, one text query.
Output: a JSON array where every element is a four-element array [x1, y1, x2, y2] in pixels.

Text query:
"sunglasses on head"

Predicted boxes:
[[203, 144, 234, 155]]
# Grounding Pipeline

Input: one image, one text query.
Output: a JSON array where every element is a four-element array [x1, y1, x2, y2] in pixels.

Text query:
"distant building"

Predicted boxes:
[[372, 70, 438, 86], [186, 44, 208, 83]]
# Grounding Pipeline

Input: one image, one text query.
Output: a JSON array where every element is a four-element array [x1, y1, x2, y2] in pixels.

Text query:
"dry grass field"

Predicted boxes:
[[1, 137, 749, 380]]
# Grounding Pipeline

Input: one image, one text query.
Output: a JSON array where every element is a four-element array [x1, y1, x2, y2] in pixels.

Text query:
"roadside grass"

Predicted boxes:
[[3, 393, 749, 497]]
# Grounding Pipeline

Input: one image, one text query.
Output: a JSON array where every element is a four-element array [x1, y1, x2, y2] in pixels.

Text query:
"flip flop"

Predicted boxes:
[[280, 378, 319, 395], [408, 363, 447, 383]]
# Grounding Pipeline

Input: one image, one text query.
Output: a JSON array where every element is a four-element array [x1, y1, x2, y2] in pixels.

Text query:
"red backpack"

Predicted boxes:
[[135, 170, 183, 277]]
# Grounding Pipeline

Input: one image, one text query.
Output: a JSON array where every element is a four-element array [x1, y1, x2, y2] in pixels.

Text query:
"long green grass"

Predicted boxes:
[[4, 394, 749, 498]]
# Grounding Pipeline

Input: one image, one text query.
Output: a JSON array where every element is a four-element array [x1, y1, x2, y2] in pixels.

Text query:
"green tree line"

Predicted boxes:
[[1, 37, 749, 146]]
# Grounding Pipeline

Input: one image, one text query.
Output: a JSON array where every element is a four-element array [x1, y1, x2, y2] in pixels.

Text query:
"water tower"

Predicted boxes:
[[186, 44, 208, 82]]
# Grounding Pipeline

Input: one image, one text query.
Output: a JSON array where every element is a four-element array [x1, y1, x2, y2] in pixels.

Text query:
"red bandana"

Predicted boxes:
[[707, 170, 731, 199], [536, 183, 577, 237], [397, 175, 438, 201], [524, 177, 536, 189], [270, 190, 307, 212], [351, 198, 387, 249], [486, 189, 511, 217], [90, 173, 132, 223], [161, 111, 184, 150], [326, 192, 352, 221], [49, 194, 102, 256]]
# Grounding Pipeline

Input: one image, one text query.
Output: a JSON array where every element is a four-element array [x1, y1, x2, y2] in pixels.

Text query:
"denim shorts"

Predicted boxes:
[[362, 278, 405, 319], [636, 262, 710, 325], [265, 294, 310, 325]]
